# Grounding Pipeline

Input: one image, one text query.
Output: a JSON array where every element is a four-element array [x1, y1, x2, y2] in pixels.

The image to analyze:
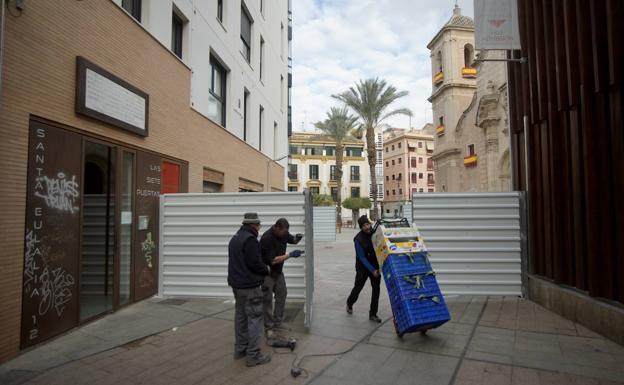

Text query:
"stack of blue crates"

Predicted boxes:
[[382, 251, 450, 335]]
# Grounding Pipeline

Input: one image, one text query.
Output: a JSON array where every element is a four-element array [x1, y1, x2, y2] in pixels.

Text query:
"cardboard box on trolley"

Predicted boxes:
[[371, 218, 450, 337]]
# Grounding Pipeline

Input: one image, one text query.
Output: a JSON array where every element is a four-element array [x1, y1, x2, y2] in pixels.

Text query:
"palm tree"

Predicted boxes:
[[314, 106, 359, 229], [333, 78, 411, 219]]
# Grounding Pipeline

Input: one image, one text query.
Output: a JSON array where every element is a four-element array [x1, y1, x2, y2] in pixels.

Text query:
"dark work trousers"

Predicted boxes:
[[232, 286, 264, 359], [346, 266, 381, 317]]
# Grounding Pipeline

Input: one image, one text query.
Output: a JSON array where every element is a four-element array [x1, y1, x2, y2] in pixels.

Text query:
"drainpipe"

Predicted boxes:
[[0, 0, 7, 104]]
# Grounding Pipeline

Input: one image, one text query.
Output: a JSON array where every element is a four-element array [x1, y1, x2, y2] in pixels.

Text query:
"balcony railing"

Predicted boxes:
[[462, 67, 477, 78], [433, 71, 444, 85], [463, 154, 478, 166], [436, 125, 445, 137]]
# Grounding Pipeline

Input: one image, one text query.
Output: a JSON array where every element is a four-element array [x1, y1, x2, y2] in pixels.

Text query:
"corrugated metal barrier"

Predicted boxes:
[[412, 192, 524, 296], [312, 206, 336, 241], [158, 192, 314, 326]]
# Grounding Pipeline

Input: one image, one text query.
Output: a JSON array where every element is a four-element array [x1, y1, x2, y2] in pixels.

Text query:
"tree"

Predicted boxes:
[[333, 78, 411, 219], [314, 106, 359, 229], [313, 194, 334, 207], [343, 197, 372, 228]]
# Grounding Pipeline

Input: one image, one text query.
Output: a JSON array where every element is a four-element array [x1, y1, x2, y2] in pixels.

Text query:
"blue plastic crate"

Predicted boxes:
[[392, 295, 451, 334], [384, 272, 440, 301], [382, 252, 432, 275]]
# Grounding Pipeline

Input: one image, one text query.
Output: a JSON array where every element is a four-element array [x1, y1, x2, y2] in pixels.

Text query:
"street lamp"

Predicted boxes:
[[267, 154, 290, 191]]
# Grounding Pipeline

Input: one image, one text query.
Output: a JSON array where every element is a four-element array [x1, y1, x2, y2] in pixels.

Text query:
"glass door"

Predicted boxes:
[[80, 141, 116, 321], [119, 151, 134, 306]]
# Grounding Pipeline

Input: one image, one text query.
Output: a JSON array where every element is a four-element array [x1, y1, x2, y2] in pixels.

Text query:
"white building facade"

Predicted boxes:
[[113, 0, 292, 169], [288, 133, 370, 222]]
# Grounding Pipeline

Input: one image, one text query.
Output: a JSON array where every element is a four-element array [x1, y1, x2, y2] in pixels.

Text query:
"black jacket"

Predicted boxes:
[[227, 225, 268, 289], [260, 227, 298, 276], [354, 230, 379, 273]]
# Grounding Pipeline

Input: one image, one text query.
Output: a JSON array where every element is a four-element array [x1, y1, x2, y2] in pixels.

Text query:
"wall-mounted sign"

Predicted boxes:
[[474, 0, 521, 50], [76, 56, 149, 137]]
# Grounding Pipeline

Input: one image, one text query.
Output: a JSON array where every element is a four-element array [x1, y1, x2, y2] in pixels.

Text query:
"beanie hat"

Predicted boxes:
[[357, 215, 370, 229]]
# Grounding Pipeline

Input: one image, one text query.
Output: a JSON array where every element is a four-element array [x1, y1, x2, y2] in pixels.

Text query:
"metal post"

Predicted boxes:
[[303, 189, 314, 328]]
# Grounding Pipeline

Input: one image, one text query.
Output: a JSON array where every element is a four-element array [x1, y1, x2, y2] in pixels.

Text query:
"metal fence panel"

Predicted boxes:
[[412, 192, 522, 296], [159, 192, 309, 303], [313, 207, 336, 241]]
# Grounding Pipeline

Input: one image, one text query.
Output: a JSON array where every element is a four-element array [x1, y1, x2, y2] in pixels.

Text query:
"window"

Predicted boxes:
[[439, 116, 444, 127], [385, 161, 389, 167], [309, 165, 319, 180], [288, 164, 297, 180], [243, 90, 249, 140], [398, 157, 402, 164], [240, 7, 252, 62], [419, 173, 423, 179], [418, 142, 423, 148], [392, 145, 395, 151], [411, 173, 417, 183], [392, 174, 395, 180], [280, 76, 285, 109], [345, 147, 362, 157], [122, 0, 141, 21], [392, 160, 395, 166], [330, 165, 337, 181], [419, 188, 424, 192], [386, 176, 389, 181], [258, 106, 264, 151], [427, 158, 434, 170], [411, 158, 417, 167], [386, 190, 390, 196], [259, 36, 265, 80], [350, 166, 360, 181], [331, 187, 338, 202], [399, 188, 403, 195], [428, 188, 434, 192], [464, 44, 474, 67], [351, 187, 360, 198], [419, 157, 423, 163], [288, 186, 298, 192], [398, 142, 402, 148], [217, 0, 223, 22], [171, 11, 184, 59], [427, 174, 435, 184], [392, 189, 396, 195], [385, 147, 388, 153], [203, 181, 223, 193], [310, 187, 320, 195], [325, 146, 335, 156], [436, 50, 442, 72], [289, 145, 300, 155], [468, 144, 475, 156], [209, 57, 227, 126], [305, 146, 322, 155], [280, 23, 285, 58], [412, 188, 418, 195], [397, 173, 402, 180], [260, 0, 264, 15]]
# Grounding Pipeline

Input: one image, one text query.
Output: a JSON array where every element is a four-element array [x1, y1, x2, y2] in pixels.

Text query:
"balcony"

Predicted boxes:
[[427, 179, 435, 186], [436, 125, 445, 137], [433, 71, 444, 85], [288, 172, 298, 181], [463, 154, 478, 166], [462, 67, 477, 78]]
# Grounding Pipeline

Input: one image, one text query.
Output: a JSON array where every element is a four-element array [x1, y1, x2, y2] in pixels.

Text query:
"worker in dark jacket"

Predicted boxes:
[[260, 218, 303, 330], [346, 215, 382, 322], [227, 213, 271, 367]]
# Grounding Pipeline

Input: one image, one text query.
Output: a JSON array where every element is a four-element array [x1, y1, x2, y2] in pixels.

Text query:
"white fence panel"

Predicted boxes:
[[159, 192, 310, 304], [313, 207, 336, 241], [412, 192, 523, 296]]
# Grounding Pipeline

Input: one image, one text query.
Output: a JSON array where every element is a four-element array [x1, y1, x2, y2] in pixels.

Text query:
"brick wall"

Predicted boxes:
[[0, 0, 284, 362]]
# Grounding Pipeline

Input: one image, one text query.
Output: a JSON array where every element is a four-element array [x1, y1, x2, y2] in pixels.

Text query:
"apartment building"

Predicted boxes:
[[288, 133, 370, 221], [382, 126, 436, 217], [0, 0, 291, 362]]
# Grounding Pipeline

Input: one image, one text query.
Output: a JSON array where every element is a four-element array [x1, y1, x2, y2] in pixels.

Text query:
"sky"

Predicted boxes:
[[291, 0, 474, 133]]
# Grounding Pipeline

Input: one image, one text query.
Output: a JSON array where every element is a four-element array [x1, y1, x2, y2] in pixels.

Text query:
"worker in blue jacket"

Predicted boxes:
[[346, 215, 382, 322]]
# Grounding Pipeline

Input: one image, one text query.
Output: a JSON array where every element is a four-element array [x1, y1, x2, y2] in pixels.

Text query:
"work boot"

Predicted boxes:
[[369, 315, 382, 323], [346, 303, 353, 314], [233, 350, 247, 360], [246, 353, 272, 367]]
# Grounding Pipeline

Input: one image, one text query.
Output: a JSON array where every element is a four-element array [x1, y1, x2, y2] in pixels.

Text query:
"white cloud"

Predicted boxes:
[[292, 0, 474, 132]]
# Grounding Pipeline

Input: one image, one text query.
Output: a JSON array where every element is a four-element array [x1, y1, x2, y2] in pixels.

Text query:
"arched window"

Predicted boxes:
[[464, 44, 474, 68], [436, 51, 443, 72]]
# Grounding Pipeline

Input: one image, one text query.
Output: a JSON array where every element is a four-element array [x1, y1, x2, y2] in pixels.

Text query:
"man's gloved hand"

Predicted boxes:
[[288, 250, 304, 258], [294, 233, 303, 242]]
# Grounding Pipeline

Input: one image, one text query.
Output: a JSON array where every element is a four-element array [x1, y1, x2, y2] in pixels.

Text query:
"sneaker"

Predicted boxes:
[[233, 350, 247, 360], [369, 315, 382, 323], [246, 353, 272, 367], [346, 304, 353, 314]]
